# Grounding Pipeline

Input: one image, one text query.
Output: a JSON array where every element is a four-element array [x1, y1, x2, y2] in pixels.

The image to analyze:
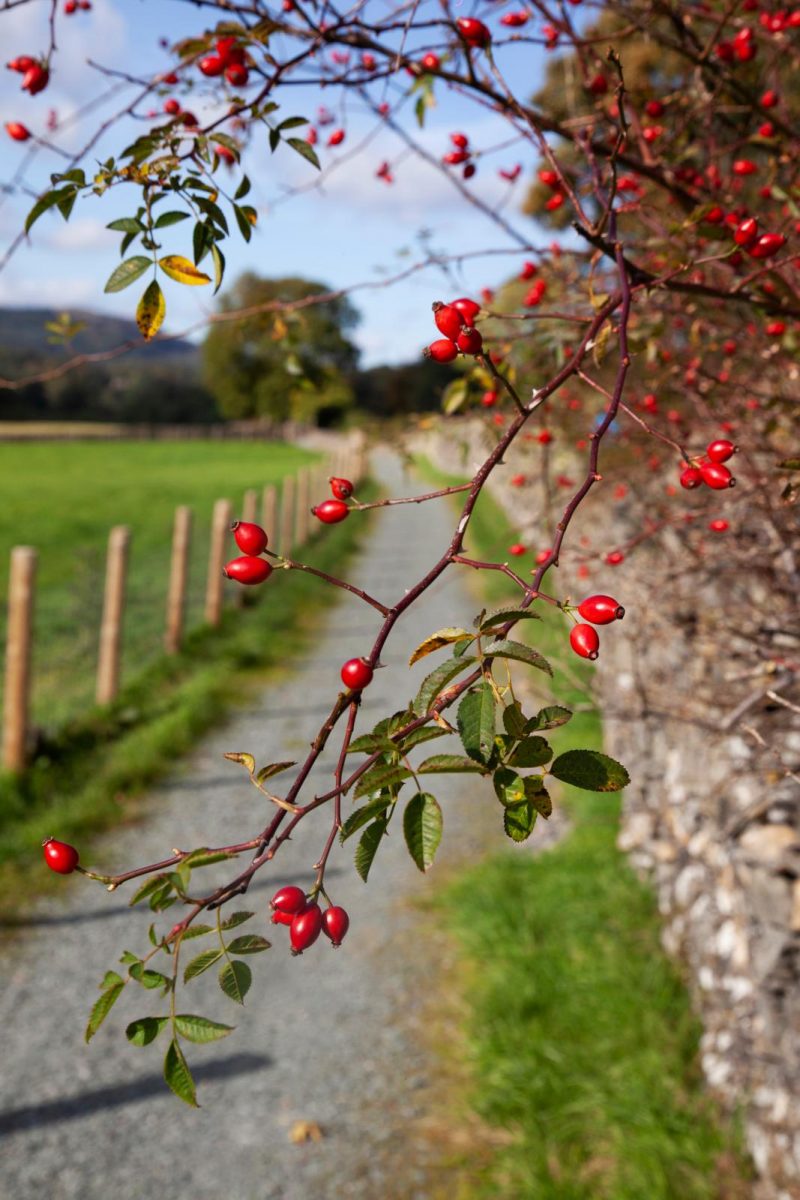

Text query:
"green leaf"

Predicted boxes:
[[107, 216, 144, 233], [414, 655, 477, 714], [503, 801, 537, 842], [219, 910, 255, 931], [182, 923, 215, 940], [233, 204, 253, 242], [442, 378, 468, 415], [268, 126, 281, 153], [417, 753, 485, 774], [126, 1016, 169, 1046], [396, 726, 449, 751], [528, 705, 572, 732], [101, 970, 124, 989], [85, 982, 124, 1042], [340, 794, 394, 841], [502, 702, 528, 739], [346, 732, 396, 755], [193, 219, 213, 264], [219, 959, 252, 1005], [25, 188, 67, 233], [164, 1038, 198, 1107], [354, 818, 388, 882], [409, 628, 473, 666], [174, 1014, 235, 1044], [128, 874, 171, 907], [153, 210, 190, 229], [256, 761, 295, 784], [55, 189, 78, 222], [508, 736, 552, 768], [478, 607, 540, 633], [403, 792, 443, 872], [526, 782, 552, 817], [354, 762, 410, 800], [457, 683, 497, 765], [549, 749, 629, 792], [234, 175, 251, 200], [129, 964, 171, 990], [210, 242, 225, 295], [279, 115, 309, 131], [183, 948, 224, 982], [483, 639, 553, 676], [224, 751, 256, 774], [287, 137, 320, 169], [104, 255, 151, 294], [181, 848, 237, 869], [195, 196, 229, 234], [778, 458, 800, 471], [493, 766, 527, 807], [226, 934, 270, 955]]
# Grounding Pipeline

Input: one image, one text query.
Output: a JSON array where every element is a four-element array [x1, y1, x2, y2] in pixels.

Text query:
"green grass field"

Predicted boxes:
[[0, 440, 317, 729], [414, 460, 751, 1200]]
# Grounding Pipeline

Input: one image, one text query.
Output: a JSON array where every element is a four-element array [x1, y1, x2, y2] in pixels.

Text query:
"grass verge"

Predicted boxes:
[[0, 491, 372, 908], [414, 457, 751, 1200]]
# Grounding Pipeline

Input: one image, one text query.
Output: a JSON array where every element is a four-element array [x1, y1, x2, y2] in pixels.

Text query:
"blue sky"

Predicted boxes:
[[0, 1, 558, 366]]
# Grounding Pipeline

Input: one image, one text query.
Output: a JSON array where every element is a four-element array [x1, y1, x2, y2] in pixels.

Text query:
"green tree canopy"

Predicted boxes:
[[202, 273, 360, 424]]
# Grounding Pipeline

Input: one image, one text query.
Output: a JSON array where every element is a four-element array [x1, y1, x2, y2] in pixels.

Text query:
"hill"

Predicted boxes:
[[0, 306, 199, 364]]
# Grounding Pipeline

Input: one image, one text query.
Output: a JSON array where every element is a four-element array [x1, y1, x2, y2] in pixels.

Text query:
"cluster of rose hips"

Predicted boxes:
[[223, 520, 272, 585], [311, 476, 355, 525], [198, 37, 250, 87], [6, 55, 49, 96], [568, 594, 625, 661], [537, 168, 565, 212], [64, 0, 92, 13], [731, 216, 786, 261], [442, 131, 477, 180], [270, 886, 349, 954], [425, 298, 483, 363], [679, 439, 737, 491]]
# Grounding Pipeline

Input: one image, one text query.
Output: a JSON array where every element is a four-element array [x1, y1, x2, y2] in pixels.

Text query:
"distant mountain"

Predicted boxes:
[[0, 307, 199, 363]]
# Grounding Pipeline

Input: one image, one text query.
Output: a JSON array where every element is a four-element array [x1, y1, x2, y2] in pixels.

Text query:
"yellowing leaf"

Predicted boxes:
[[136, 280, 165, 341], [158, 255, 211, 286]]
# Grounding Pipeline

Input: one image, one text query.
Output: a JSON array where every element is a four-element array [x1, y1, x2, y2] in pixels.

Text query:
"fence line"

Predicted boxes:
[[0, 437, 366, 771]]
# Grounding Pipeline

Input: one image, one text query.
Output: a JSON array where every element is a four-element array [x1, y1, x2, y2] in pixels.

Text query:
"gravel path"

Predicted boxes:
[[0, 450, 534, 1200]]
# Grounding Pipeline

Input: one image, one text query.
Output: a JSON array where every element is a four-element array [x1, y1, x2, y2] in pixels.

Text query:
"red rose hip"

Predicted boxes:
[[231, 520, 268, 555], [223, 555, 272, 585], [569, 624, 600, 661], [433, 303, 464, 340], [699, 462, 735, 489], [329, 476, 354, 500], [341, 657, 373, 690], [271, 885, 308, 914], [290, 903, 323, 954], [43, 838, 80, 874], [706, 439, 737, 464], [577, 594, 625, 624], [312, 499, 350, 524], [426, 338, 458, 363], [322, 906, 350, 947]]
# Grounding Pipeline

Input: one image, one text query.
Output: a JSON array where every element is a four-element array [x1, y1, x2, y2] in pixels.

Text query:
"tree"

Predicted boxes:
[[202, 273, 359, 424]]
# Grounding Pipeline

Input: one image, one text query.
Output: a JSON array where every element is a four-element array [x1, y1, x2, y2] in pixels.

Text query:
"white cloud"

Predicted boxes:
[[0, 273, 95, 308], [45, 217, 113, 252]]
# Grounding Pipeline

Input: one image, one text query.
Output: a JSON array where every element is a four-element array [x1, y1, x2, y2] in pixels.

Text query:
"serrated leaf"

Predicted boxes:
[[409, 628, 473, 666], [183, 948, 224, 982], [104, 255, 151, 293], [527, 705, 572, 732], [508, 736, 552, 768], [85, 982, 124, 1042], [136, 279, 165, 341], [181, 848, 237, 869], [174, 1014, 234, 1044], [182, 923, 215, 940], [226, 935, 270, 955], [256, 761, 295, 784], [493, 766, 527, 807], [128, 873, 171, 907], [101, 970, 124, 989], [154, 210, 190, 229], [403, 792, 443, 872], [219, 959, 252, 1005], [483, 639, 553, 676], [503, 701, 527, 739], [354, 762, 410, 800], [164, 1038, 198, 1107], [126, 1016, 169, 1046], [457, 683, 497, 765], [477, 607, 540, 632], [346, 733, 396, 755], [414, 656, 477, 714], [129, 964, 171, 990], [107, 216, 144, 233], [224, 751, 256, 774], [417, 753, 485, 774], [159, 255, 211, 285], [503, 801, 537, 842], [287, 137, 320, 169], [549, 749, 629, 792], [526, 782, 552, 817], [219, 911, 255, 931], [396, 726, 449, 751], [354, 818, 388, 882], [340, 795, 394, 842]]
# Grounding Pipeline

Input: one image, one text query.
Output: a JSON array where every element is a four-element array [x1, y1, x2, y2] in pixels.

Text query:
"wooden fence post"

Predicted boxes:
[[2, 546, 37, 772], [96, 525, 131, 706], [235, 488, 259, 608], [261, 484, 277, 544], [164, 505, 192, 655], [294, 467, 310, 548], [279, 476, 295, 557], [205, 498, 232, 627]]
